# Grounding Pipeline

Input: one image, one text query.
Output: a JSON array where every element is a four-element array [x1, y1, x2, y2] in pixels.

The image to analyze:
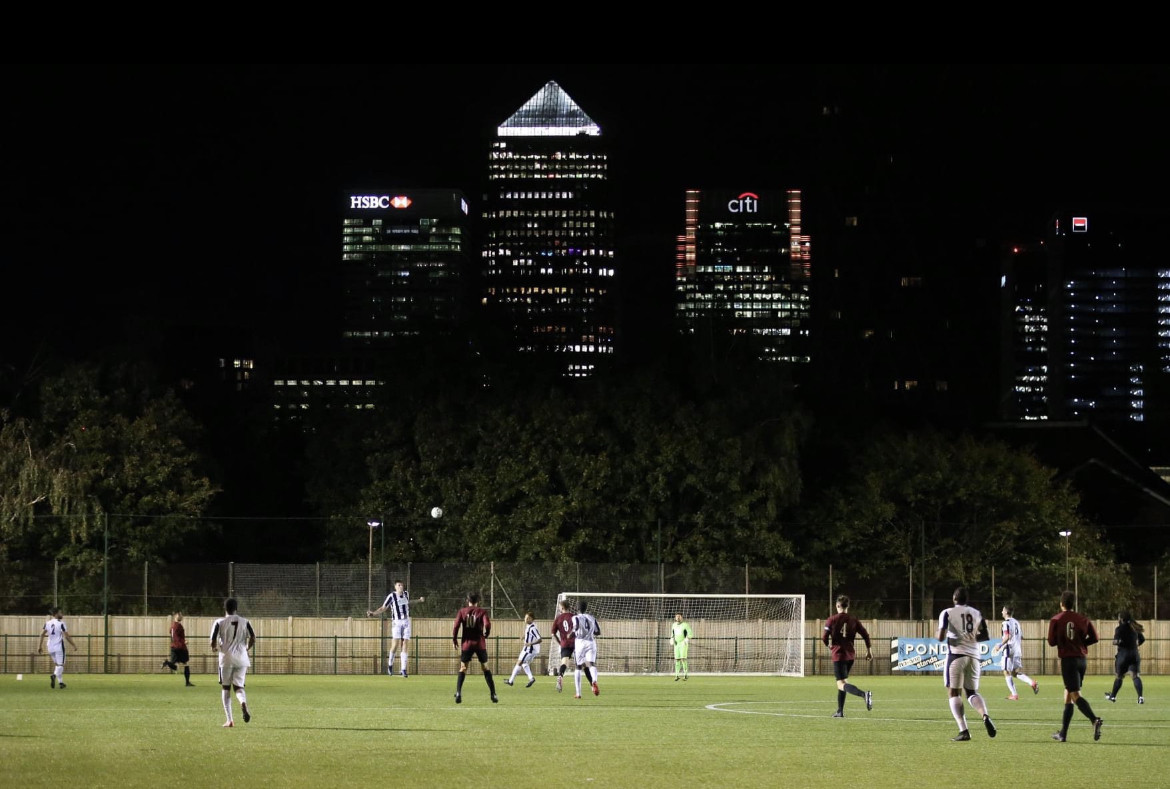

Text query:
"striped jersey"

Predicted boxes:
[[572, 613, 600, 642], [211, 615, 255, 668], [939, 604, 984, 658], [43, 618, 68, 651], [380, 590, 413, 621], [1001, 616, 1023, 657], [524, 622, 541, 646]]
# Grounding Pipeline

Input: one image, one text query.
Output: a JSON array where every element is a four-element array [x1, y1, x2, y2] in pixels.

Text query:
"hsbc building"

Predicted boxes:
[[340, 189, 470, 346]]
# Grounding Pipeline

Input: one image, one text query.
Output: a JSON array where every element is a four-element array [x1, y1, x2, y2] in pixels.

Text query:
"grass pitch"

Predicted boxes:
[[2, 672, 1167, 788]]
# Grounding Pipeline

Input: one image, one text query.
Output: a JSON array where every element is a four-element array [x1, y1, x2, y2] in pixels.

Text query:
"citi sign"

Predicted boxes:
[[350, 195, 412, 209], [727, 192, 759, 213]]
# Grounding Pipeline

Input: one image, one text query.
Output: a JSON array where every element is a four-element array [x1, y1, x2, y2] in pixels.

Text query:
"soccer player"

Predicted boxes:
[[822, 595, 872, 717], [551, 598, 576, 693], [162, 611, 194, 686], [993, 605, 1037, 699], [937, 586, 996, 741], [1105, 610, 1145, 704], [452, 592, 497, 704], [210, 597, 255, 728], [671, 613, 691, 681], [37, 607, 77, 689], [571, 600, 601, 698], [506, 611, 542, 687], [1047, 590, 1103, 742], [367, 580, 425, 677]]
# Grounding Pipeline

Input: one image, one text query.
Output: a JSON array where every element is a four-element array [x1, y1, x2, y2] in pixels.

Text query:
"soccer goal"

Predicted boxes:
[[552, 593, 805, 676]]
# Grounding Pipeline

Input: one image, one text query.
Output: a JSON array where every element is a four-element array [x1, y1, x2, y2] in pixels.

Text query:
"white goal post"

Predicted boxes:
[[551, 593, 804, 676]]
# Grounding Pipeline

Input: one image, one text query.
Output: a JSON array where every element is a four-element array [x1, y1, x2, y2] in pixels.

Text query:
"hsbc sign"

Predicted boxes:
[[350, 195, 413, 209], [727, 192, 759, 213]]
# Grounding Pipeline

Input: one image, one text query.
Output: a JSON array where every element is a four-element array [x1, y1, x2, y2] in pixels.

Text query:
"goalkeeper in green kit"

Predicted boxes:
[[671, 613, 692, 680]]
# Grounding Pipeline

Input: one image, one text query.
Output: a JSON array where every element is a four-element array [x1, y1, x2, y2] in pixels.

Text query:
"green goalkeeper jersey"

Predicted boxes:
[[671, 621, 691, 644]]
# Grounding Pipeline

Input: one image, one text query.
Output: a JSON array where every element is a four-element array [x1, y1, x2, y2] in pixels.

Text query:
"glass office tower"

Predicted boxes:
[[481, 81, 617, 378], [1001, 211, 1170, 425]]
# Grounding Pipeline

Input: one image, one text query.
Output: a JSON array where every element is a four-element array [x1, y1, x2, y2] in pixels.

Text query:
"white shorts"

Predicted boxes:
[[220, 664, 248, 688], [1002, 652, 1024, 673], [48, 647, 64, 667], [574, 640, 597, 666], [946, 653, 980, 690], [518, 645, 540, 665], [391, 620, 412, 640]]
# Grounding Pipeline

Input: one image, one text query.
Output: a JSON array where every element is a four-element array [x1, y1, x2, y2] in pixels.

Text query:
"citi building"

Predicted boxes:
[[481, 81, 617, 378], [676, 189, 812, 364]]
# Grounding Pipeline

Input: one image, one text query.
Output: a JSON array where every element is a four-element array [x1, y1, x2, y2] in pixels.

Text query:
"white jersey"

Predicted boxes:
[[572, 613, 600, 643], [939, 604, 983, 658], [518, 621, 541, 662], [1001, 617, 1023, 658], [43, 618, 68, 651], [381, 590, 413, 621], [212, 615, 254, 668]]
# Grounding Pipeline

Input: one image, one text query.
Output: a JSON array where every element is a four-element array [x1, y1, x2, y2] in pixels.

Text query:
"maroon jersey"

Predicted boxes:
[[822, 612, 871, 662], [170, 621, 186, 650], [453, 605, 491, 650], [1048, 609, 1098, 658], [552, 611, 576, 649]]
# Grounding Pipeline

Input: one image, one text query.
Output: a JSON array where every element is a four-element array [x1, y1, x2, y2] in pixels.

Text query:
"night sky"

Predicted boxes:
[[4, 63, 1169, 368]]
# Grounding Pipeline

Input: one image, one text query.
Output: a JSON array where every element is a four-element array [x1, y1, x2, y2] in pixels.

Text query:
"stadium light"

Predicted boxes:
[[1058, 529, 1072, 588], [367, 519, 382, 611]]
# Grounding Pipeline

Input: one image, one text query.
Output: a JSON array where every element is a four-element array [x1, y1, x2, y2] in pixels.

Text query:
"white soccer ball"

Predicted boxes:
[[430, 506, 443, 519]]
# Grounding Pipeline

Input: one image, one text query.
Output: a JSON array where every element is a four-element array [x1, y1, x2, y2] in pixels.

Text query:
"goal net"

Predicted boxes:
[[551, 593, 804, 676]]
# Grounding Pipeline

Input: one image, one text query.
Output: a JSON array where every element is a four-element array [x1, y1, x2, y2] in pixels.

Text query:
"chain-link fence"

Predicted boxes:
[[2, 559, 1166, 623]]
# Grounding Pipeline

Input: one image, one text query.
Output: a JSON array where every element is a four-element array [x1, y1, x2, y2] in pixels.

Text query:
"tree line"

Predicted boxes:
[[0, 354, 1154, 616]]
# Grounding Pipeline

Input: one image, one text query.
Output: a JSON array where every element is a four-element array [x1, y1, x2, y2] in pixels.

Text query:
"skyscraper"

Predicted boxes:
[[675, 189, 812, 365], [480, 81, 617, 378], [1001, 210, 1170, 432], [341, 189, 469, 348]]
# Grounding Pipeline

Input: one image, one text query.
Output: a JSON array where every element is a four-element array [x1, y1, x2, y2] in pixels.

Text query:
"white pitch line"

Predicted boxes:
[[705, 701, 1170, 729]]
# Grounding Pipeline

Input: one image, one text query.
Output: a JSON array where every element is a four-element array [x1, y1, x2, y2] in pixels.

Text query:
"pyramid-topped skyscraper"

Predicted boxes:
[[480, 81, 616, 378], [497, 80, 601, 137]]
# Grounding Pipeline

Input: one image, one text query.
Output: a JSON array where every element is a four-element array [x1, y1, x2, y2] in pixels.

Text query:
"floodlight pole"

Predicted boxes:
[[367, 519, 379, 612], [1059, 530, 1072, 589]]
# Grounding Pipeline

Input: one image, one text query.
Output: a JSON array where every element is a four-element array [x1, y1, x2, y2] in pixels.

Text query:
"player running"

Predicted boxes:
[[993, 605, 1037, 699], [822, 595, 872, 717], [552, 598, 576, 693]]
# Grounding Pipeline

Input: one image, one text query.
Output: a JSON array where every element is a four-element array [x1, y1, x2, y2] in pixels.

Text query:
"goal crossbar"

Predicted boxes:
[[552, 592, 804, 676]]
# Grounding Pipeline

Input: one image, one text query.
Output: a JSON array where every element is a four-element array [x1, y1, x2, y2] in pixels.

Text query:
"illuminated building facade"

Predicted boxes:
[[675, 189, 812, 363], [1001, 211, 1170, 426], [341, 189, 469, 346], [1000, 240, 1050, 420], [481, 81, 616, 378]]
